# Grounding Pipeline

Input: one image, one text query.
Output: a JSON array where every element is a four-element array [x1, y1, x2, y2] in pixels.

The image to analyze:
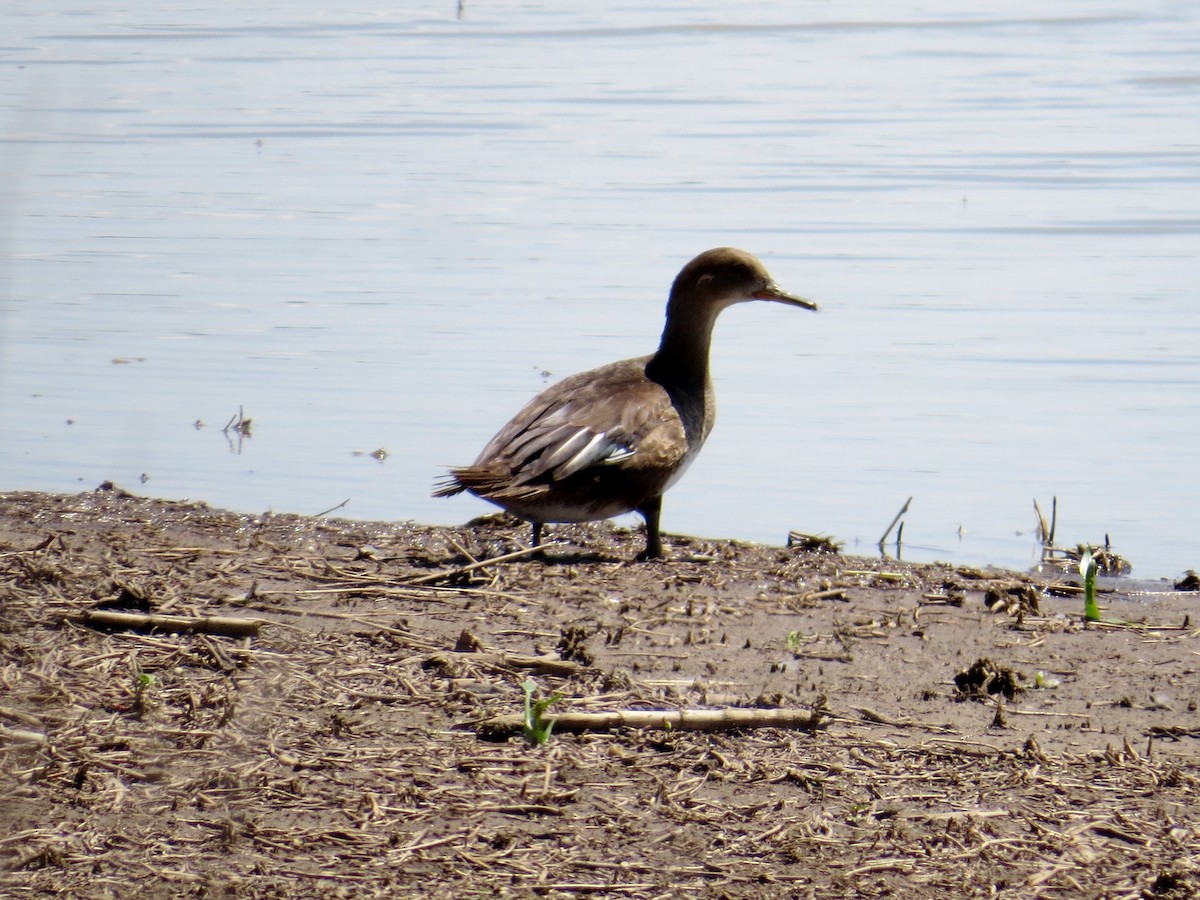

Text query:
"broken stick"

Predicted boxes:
[[76, 610, 263, 638], [878, 496, 913, 549], [476, 706, 827, 741]]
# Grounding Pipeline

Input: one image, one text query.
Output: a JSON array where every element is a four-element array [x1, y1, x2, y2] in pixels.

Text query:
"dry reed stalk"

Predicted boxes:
[[76, 610, 263, 638], [476, 705, 828, 740]]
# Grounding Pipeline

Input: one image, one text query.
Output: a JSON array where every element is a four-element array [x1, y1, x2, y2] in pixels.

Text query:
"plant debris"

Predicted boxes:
[[953, 657, 1025, 701], [2, 487, 1198, 898], [1175, 570, 1200, 591], [984, 581, 1043, 617]]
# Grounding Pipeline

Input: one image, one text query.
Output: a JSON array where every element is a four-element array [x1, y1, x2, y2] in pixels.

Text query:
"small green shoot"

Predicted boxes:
[[1080, 550, 1101, 622], [133, 671, 157, 717], [785, 630, 803, 653], [1032, 671, 1060, 690], [521, 678, 561, 746]]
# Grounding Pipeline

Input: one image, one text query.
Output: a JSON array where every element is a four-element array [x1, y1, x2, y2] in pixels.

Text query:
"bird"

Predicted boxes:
[[433, 247, 818, 560]]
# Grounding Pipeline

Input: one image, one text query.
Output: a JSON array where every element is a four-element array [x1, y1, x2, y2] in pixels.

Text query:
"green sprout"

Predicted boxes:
[[1032, 671, 1060, 690], [1080, 550, 1101, 622], [133, 671, 157, 717], [521, 678, 562, 746]]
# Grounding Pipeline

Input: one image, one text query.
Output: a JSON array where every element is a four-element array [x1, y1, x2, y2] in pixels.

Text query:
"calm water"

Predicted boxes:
[[2, 2, 1198, 578]]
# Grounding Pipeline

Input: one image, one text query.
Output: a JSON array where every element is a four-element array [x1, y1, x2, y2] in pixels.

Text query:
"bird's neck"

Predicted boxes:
[[646, 300, 721, 392], [645, 300, 721, 453]]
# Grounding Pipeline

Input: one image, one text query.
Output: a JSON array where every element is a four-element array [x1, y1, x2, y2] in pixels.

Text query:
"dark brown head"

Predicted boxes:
[[650, 247, 817, 381], [667, 247, 818, 315]]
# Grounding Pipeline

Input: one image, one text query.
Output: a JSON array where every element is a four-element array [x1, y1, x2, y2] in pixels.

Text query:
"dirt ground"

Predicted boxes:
[[2, 485, 1198, 899]]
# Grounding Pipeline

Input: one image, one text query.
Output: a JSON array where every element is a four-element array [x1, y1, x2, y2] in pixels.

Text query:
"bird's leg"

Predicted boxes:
[[635, 496, 664, 561], [530, 521, 544, 548]]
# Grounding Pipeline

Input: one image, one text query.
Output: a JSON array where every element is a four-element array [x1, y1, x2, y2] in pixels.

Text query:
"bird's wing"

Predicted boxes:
[[468, 359, 687, 491]]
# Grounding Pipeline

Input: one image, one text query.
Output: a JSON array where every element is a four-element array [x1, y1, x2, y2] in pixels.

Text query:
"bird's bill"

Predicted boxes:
[[754, 283, 819, 311]]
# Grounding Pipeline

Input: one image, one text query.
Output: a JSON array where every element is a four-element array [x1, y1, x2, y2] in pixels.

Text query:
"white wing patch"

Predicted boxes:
[[534, 427, 635, 481]]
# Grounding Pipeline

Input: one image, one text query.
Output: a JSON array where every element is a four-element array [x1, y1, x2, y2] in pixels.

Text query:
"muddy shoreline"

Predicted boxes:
[[2, 486, 1198, 898]]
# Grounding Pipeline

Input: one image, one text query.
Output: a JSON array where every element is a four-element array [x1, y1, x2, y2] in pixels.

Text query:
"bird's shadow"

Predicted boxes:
[[445, 515, 647, 567], [438, 544, 626, 568]]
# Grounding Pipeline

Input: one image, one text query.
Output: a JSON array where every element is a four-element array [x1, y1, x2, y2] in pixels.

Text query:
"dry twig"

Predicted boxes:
[[76, 610, 263, 638], [476, 705, 828, 740]]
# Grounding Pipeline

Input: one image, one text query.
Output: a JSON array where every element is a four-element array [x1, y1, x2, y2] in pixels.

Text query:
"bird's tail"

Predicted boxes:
[[431, 473, 467, 498]]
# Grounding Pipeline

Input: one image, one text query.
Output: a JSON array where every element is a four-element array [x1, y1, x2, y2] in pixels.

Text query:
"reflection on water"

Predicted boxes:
[[1, 1, 1197, 578]]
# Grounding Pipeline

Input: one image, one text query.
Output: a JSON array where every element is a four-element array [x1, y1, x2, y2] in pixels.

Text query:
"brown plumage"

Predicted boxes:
[[434, 247, 818, 559]]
